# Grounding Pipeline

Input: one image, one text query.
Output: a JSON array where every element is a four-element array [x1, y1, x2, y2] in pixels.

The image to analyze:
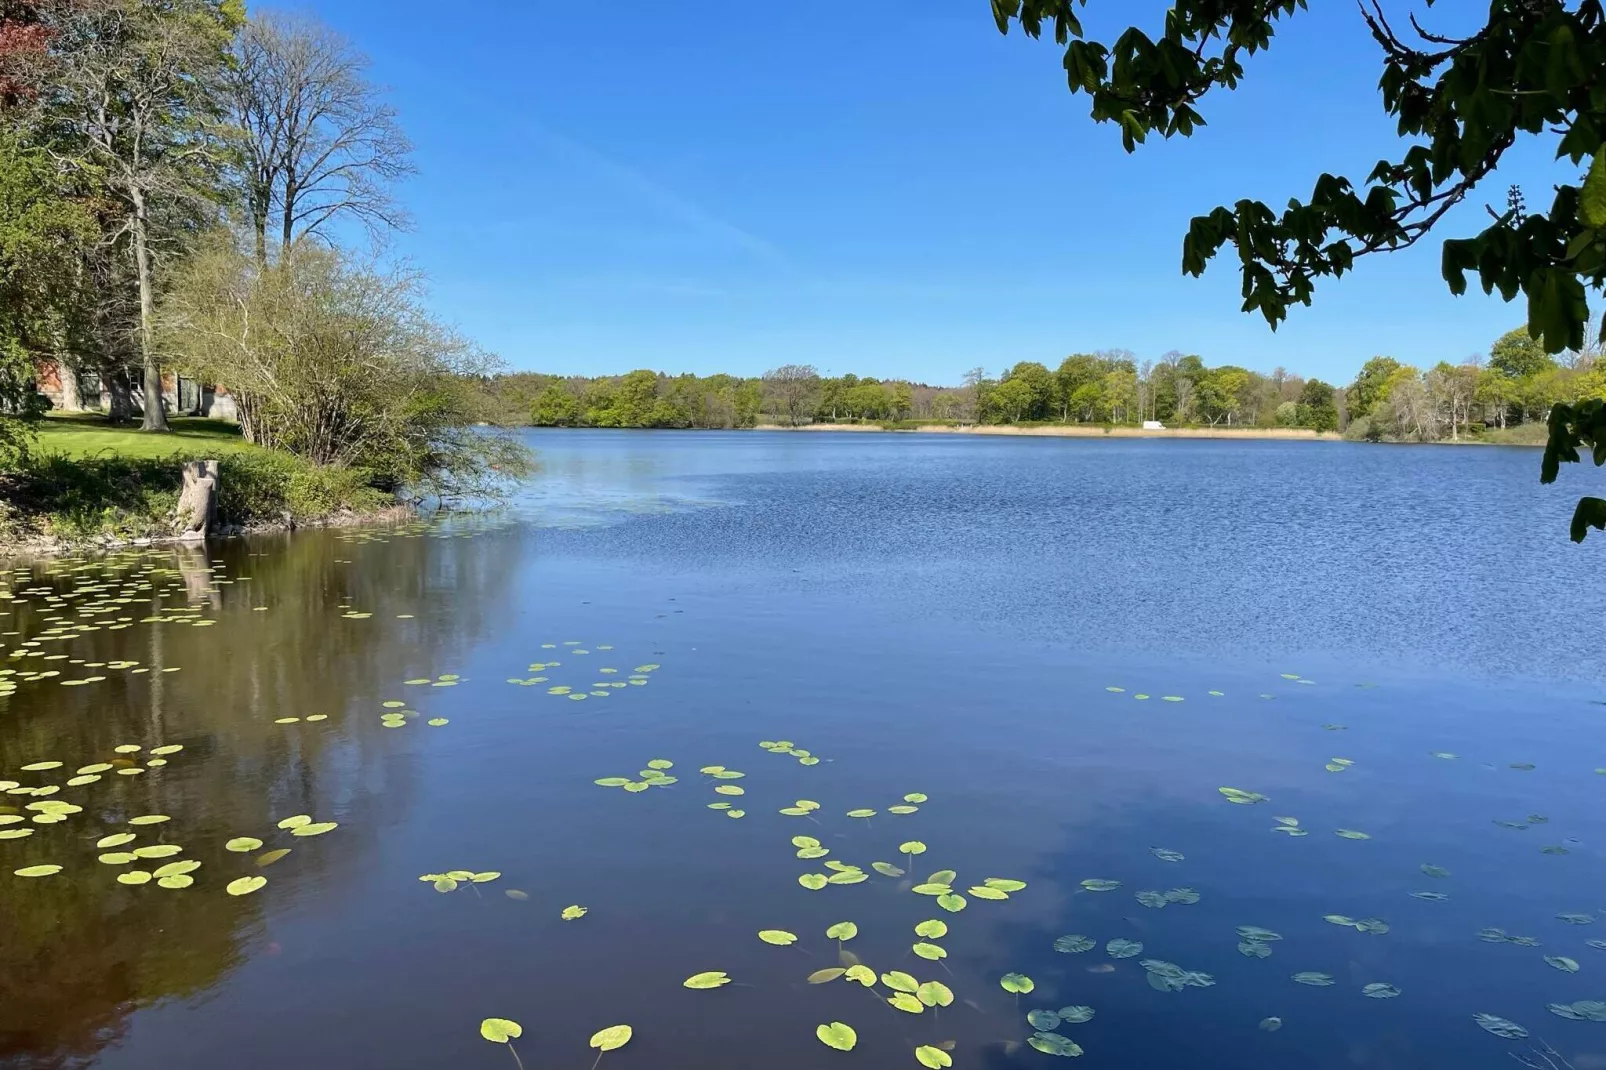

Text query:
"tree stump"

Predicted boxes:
[[173, 460, 219, 540]]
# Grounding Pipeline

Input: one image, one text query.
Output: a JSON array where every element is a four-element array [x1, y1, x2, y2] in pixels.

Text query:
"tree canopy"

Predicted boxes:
[[992, 0, 1606, 538]]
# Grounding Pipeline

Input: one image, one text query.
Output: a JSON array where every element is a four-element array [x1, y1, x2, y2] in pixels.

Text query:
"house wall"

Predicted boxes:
[[34, 360, 237, 421]]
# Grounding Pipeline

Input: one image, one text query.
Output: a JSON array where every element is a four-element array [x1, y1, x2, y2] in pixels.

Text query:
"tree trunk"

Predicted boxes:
[[58, 358, 82, 412], [129, 195, 170, 433], [173, 459, 219, 539]]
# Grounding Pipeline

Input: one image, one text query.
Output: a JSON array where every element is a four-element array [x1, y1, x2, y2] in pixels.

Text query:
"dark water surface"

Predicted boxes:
[[2, 430, 1603, 1070]]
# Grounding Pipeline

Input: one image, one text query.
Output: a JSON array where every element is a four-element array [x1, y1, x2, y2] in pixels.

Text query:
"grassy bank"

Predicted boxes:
[[1, 415, 399, 550]]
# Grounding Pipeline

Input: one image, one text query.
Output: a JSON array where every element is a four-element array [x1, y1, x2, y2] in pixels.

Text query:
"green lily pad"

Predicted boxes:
[[845, 808, 875, 818], [1219, 787, 1269, 804], [132, 844, 182, 859], [117, 870, 152, 885], [1107, 938, 1143, 959], [1027, 1010, 1062, 1030], [1000, 972, 1035, 994], [1080, 879, 1120, 892], [936, 893, 966, 912], [917, 980, 954, 1007], [872, 861, 905, 877], [888, 992, 924, 1014], [561, 904, 588, 920], [1027, 1033, 1082, 1057], [915, 919, 948, 938], [759, 930, 798, 946], [291, 821, 337, 837], [480, 1018, 522, 1043], [128, 815, 169, 826], [1548, 1001, 1606, 1022], [1238, 941, 1273, 958], [1151, 848, 1184, 862], [899, 841, 927, 855], [882, 970, 919, 993], [799, 874, 828, 890], [826, 922, 858, 941], [588, 1025, 631, 1052], [1292, 972, 1335, 986], [915, 1045, 952, 1068], [808, 968, 846, 984], [969, 885, 1010, 900], [1363, 983, 1401, 998], [912, 942, 947, 961], [1558, 913, 1596, 925], [1420, 864, 1450, 879], [1546, 956, 1580, 973], [672, 965, 734, 989], [225, 837, 264, 853], [844, 965, 876, 986], [14, 864, 62, 877], [227, 876, 267, 896], [1335, 829, 1371, 840], [1058, 1005, 1095, 1023], [816, 1022, 857, 1051], [1259, 1017, 1282, 1032]]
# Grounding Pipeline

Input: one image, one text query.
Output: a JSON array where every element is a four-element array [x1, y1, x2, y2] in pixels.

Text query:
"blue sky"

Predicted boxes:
[[301, 0, 1574, 386]]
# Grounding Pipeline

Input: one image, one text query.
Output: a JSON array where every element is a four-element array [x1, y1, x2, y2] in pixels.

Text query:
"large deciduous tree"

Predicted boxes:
[[226, 11, 413, 262], [992, 0, 1606, 538], [763, 364, 821, 426], [47, 0, 239, 431]]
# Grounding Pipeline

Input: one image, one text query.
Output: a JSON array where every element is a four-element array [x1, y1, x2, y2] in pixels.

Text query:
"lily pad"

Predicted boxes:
[[291, 821, 337, 837], [759, 930, 798, 946], [1001, 972, 1035, 994], [1546, 956, 1581, 973], [799, 874, 828, 891], [915, 1045, 953, 1069], [917, 980, 954, 1007], [899, 841, 927, 855], [1420, 864, 1451, 879], [683, 971, 731, 989], [936, 893, 966, 913], [1106, 938, 1143, 959], [872, 861, 905, 877], [1473, 1013, 1528, 1039], [1058, 1005, 1095, 1023], [1548, 1001, 1606, 1022], [826, 922, 858, 941], [14, 864, 62, 877], [1238, 941, 1273, 958], [480, 1018, 522, 1043], [225, 837, 264, 853], [1219, 787, 1269, 805], [844, 965, 876, 986], [1151, 848, 1184, 862], [1335, 829, 1371, 840], [888, 992, 924, 1014], [589, 1025, 631, 1052], [808, 968, 846, 984], [912, 942, 947, 961], [96, 833, 137, 849], [1027, 1033, 1082, 1057], [227, 875, 267, 896], [816, 1022, 857, 1051], [1259, 1017, 1282, 1032], [1027, 1010, 1061, 1031], [1054, 934, 1095, 954], [1363, 983, 1401, 998], [1292, 972, 1335, 986], [882, 970, 919, 993], [1080, 879, 1120, 892]]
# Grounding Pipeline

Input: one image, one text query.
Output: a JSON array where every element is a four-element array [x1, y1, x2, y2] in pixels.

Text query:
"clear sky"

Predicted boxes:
[[299, 0, 1574, 386]]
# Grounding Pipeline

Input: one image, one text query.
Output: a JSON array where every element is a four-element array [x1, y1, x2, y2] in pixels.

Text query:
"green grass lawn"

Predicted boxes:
[[35, 413, 260, 460]]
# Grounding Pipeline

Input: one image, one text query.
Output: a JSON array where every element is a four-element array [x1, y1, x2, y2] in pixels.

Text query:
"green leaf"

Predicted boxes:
[[915, 1044, 953, 1068], [882, 970, 919, 993], [480, 1018, 522, 1043], [683, 971, 731, 989], [1363, 983, 1401, 998], [589, 1025, 632, 1052], [759, 930, 798, 946], [888, 992, 925, 1014], [985, 877, 1027, 892], [815, 1022, 857, 1051], [1545, 955, 1580, 973], [225, 837, 263, 853], [808, 968, 846, 984], [912, 942, 947, 961], [1000, 972, 1035, 994], [1292, 972, 1335, 986], [1420, 864, 1450, 879], [1106, 938, 1144, 958], [227, 876, 267, 896], [276, 815, 311, 830], [917, 980, 954, 1007], [844, 964, 876, 986], [1218, 787, 1268, 804], [1259, 1017, 1282, 1032], [826, 922, 858, 941], [899, 841, 927, 855], [799, 873, 828, 891], [96, 833, 137, 849], [562, 904, 588, 920], [14, 864, 62, 877], [915, 919, 948, 938], [1028, 1009, 1062, 1030], [1058, 1005, 1095, 1023], [936, 893, 967, 913], [1581, 148, 1606, 228], [594, 777, 630, 787], [968, 885, 1009, 900], [872, 861, 905, 877], [1080, 879, 1120, 892], [1027, 1032, 1083, 1057], [1473, 1013, 1528, 1039], [1054, 934, 1095, 953], [1150, 848, 1184, 861]]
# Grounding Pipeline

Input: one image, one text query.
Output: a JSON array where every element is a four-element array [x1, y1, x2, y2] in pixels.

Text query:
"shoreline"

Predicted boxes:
[[754, 423, 1340, 440], [0, 504, 416, 561]]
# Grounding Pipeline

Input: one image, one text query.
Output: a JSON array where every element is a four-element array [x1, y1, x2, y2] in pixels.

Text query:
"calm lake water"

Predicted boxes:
[[2, 430, 1603, 1070]]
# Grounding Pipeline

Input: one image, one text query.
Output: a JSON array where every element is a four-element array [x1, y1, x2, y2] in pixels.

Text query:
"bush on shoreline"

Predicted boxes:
[[1, 450, 395, 546]]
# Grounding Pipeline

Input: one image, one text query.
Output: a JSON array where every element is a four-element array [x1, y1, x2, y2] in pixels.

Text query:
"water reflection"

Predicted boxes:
[[0, 522, 519, 1068]]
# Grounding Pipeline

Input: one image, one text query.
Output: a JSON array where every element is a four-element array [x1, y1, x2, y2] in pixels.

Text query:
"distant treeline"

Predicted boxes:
[[469, 326, 1605, 442]]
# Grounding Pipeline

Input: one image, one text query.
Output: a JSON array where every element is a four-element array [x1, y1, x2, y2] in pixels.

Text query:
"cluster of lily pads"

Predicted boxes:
[[511, 643, 658, 702], [478, 1017, 631, 1070], [758, 739, 821, 766], [593, 758, 678, 794], [379, 698, 449, 729]]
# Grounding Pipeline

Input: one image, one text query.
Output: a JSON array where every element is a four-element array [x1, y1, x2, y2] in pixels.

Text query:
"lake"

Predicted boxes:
[[2, 430, 1603, 1070]]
